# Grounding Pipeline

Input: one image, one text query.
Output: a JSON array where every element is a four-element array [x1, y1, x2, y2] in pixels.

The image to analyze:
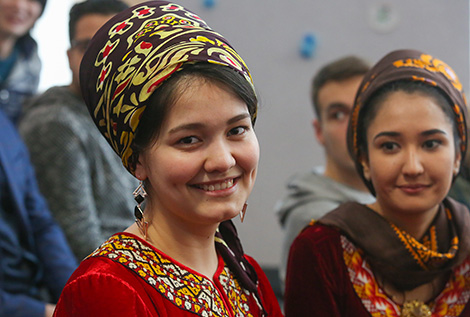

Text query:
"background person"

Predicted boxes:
[[284, 49, 470, 316], [276, 56, 374, 288], [53, 1, 282, 315], [0, 0, 46, 124], [19, 0, 135, 261], [0, 109, 76, 317]]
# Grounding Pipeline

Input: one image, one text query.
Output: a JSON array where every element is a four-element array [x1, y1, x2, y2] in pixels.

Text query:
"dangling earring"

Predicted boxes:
[[239, 203, 247, 223], [133, 181, 149, 240]]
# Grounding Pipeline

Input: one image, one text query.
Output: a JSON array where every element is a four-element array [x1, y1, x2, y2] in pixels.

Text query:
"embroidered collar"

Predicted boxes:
[[88, 233, 257, 316], [341, 235, 470, 316]]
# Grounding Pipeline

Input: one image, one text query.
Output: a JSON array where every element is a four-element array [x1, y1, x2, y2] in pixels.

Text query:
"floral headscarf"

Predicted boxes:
[[79, 1, 255, 174], [348, 49, 468, 195]]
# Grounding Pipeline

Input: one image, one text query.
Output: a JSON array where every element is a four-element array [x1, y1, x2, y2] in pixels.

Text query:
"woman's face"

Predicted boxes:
[[135, 79, 259, 227], [362, 90, 460, 218], [0, 0, 41, 41]]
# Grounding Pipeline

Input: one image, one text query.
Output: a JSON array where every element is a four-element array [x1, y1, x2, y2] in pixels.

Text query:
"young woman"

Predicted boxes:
[[53, 1, 282, 316], [284, 49, 470, 316]]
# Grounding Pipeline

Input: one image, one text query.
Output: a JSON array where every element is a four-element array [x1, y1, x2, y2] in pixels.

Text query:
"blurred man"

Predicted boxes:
[[19, 0, 137, 261], [276, 56, 375, 287], [0, 0, 46, 124]]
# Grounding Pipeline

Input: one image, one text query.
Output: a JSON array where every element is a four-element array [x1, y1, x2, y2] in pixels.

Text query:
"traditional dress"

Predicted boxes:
[[285, 200, 470, 316], [55, 232, 282, 316]]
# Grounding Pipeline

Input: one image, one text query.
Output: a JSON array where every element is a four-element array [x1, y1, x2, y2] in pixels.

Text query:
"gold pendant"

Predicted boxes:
[[401, 300, 432, 317]]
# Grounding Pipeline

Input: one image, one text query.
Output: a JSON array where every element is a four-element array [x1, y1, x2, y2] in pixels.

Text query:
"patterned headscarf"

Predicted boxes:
[[347, 49, 468, 195], [79, 1, 255, 174]]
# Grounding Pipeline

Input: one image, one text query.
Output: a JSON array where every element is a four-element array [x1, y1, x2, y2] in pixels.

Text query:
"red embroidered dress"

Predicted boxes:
[[284, 224, 470, 317], [54, 233, 282, 316]]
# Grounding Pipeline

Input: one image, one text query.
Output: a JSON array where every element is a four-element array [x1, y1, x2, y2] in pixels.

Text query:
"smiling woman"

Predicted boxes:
[[284, 49, 470, 317], [52, 1, 282, 316]]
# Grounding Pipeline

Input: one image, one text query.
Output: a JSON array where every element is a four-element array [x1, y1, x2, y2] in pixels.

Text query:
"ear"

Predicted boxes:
[[453, 149, 462, 177], [313, 119, 325, 146], [360, 154, 371, 181], [133, 154, 148, 181], [66, 48, 73, 71]]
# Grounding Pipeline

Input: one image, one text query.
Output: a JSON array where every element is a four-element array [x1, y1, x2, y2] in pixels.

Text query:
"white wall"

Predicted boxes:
[[33, 0, 470, 267], [32, 0, 78, 92]]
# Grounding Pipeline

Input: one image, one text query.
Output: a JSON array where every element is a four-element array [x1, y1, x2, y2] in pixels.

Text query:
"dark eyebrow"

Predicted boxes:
[[168, 112, 251, 135], [227, 113, 251, 125], [373, 131, 400, 141], [373, 129, 447, 141], [326, 102, 349, 112], [421, 129, 447, 137]]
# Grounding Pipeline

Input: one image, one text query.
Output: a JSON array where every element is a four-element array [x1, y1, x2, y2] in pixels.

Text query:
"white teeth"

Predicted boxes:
[[199, 179, 234, 191]]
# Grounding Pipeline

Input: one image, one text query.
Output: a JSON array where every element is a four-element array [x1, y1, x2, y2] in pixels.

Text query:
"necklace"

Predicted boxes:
[[380, 274, 440, 316], [401, 300, 432, 317]]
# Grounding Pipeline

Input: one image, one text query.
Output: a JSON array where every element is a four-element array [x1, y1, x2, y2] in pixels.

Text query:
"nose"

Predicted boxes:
[[8, 0, 29, 13], [402, 148, 424, 177], [11, 0, 27, 9], [204, 139, 236, 173]]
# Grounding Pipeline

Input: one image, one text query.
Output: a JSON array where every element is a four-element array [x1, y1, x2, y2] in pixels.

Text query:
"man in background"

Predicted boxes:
[[19, 0, 137, 261], [0, 0, 46, 124], [276, 56, 375, 287]]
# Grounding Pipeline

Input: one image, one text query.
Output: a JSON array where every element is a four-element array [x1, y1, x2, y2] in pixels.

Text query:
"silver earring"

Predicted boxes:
[[239, 203, 247, 223], [133, 181, 148, 240]]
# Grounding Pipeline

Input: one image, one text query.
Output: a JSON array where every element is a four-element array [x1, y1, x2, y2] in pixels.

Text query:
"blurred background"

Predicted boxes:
[[33, 0, 469, 273]]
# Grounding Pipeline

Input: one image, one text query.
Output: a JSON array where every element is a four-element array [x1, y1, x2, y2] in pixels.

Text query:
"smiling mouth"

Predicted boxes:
[[398, 184, 430, 193], [193, 179, 235, 192]]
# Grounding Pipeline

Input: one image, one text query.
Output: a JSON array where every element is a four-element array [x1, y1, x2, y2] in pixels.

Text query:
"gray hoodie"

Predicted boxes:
[[275, 167, 374, 289], [19, 86, 138, 261]]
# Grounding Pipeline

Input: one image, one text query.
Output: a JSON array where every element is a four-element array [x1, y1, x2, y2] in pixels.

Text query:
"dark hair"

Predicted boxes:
[[69, 0, 128, 44], [358, 80, 460, 157], [311, 56, 370, 119], [38, 0, 48, 15], [129, 62, 258, 170]]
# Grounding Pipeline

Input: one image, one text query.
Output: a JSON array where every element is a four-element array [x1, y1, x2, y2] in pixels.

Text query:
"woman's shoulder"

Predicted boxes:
[[55, 256, 155, 316], [296, 221, 342, 245]]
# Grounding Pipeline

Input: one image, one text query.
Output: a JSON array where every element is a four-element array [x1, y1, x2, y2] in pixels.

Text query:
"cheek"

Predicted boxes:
[[29, 4, 42, 20], [241, 135, 260, 172], [432, 153, 457, 182], [326, 122, 348, 143], [367, 154, 396, 188], [157, 155, 200, 185]]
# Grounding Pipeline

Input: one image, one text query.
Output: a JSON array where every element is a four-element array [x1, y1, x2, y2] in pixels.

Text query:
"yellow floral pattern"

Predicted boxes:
[[342, 235, 470, 316], [81, 2, 254, 173], [88, 234, 257, 317]]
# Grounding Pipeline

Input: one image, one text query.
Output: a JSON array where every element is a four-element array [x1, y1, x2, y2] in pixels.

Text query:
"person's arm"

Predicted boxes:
[[20, 145, 77, 299], [284, 225, 345, 316], [0, 112, 75, 316], [21, 118, 107, 260], [0, 290, 52, 317]]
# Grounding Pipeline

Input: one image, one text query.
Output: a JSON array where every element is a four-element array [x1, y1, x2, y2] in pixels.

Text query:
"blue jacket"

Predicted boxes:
[[0, 110, 77, 316], [0, 34, 41, 125]]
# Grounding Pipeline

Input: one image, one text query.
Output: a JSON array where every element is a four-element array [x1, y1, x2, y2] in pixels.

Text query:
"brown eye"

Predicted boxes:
[[178, 136, 198, 144], [228, 126, 247, 136], [423, 139, 441, 150], [380, 142, 398, 152]]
